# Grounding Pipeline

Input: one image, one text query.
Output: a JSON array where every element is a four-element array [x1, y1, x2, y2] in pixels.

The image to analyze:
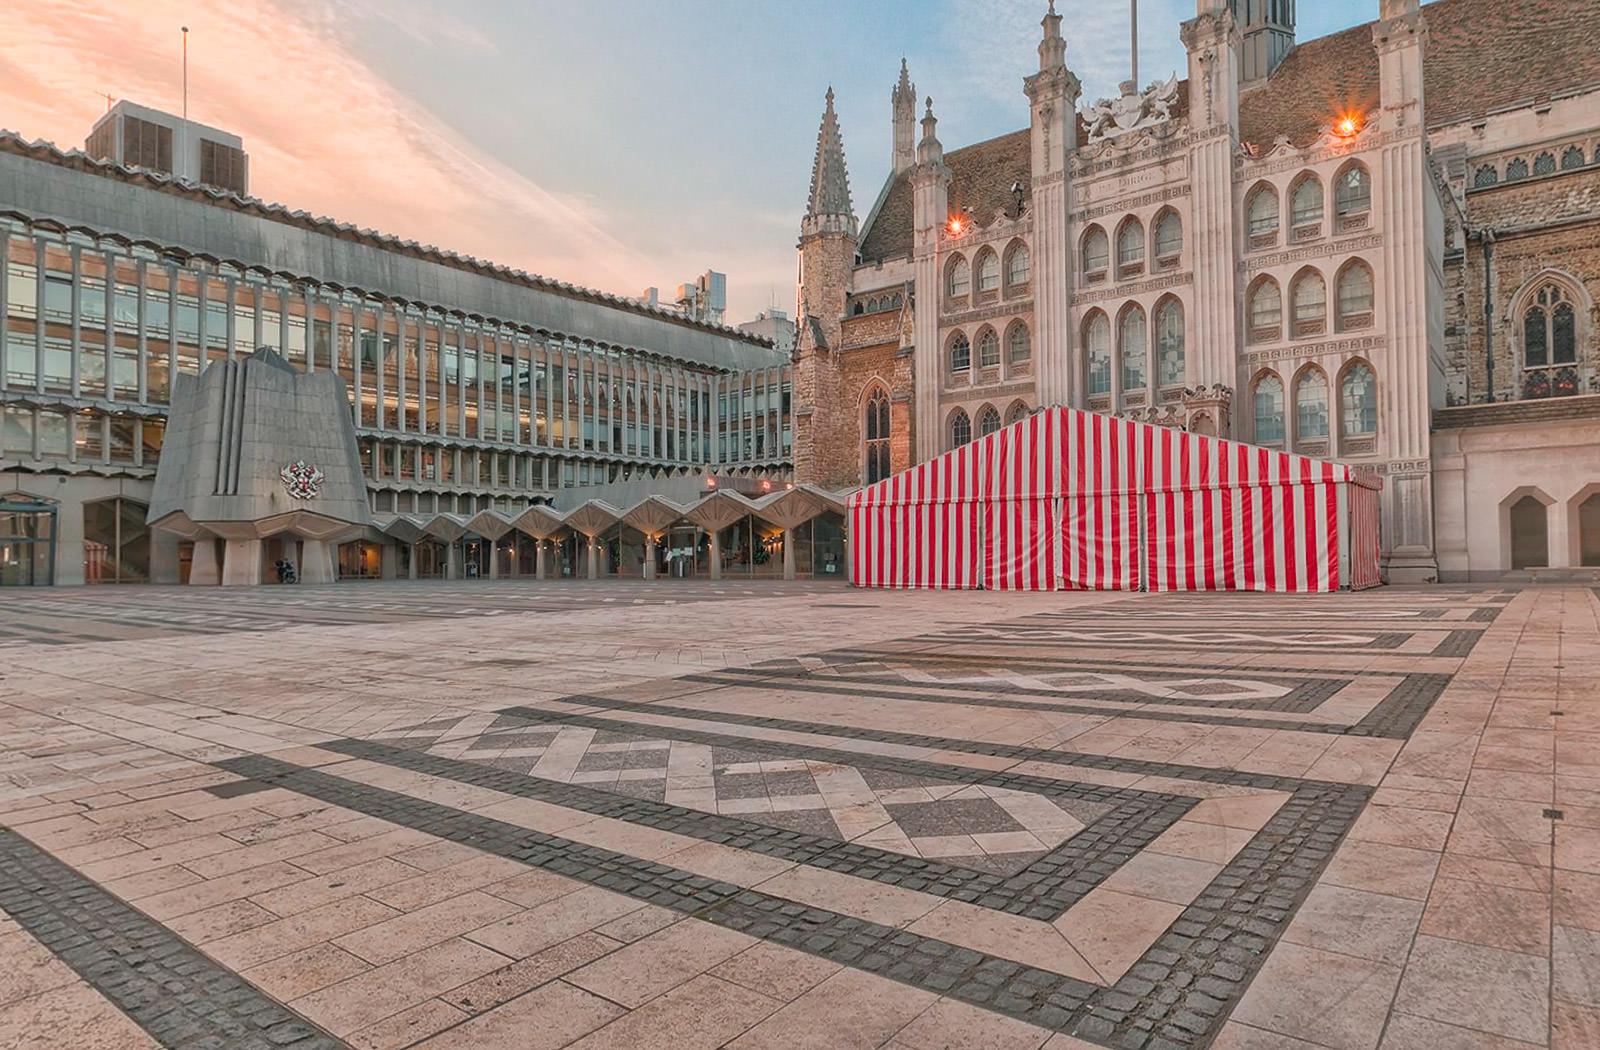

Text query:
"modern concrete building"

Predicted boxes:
[[0, 132, 820, 586]]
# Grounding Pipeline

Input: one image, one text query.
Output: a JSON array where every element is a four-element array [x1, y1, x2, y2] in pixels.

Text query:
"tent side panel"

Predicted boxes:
[[982, 497, 1059, 591], [1348, 482, 1383, 590], [1060, 493, 1141, 590], [1143, 482, 1340, 592]]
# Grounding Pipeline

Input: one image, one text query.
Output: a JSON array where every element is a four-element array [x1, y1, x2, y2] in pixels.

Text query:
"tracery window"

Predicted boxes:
[[1005, 401, 1029, 425], [1117, 220, 1145, 271], [1082, 228, 1109, 275], [1290, 175, 1323, 227], [1562, 146, 1586, 171], [1473, 165, 1499, 188], [1249, 279, 1282, 339], [1085, 313, 1112, 395], [1533, 152, 1556, 176], [1253, 373, 1285, 446], [1340, 363, 1377, 437], [947, 255, 970, 298], [948, 332, 971, 372], [979, 406, 1001, 437], [1336, 261, 1375, 329], [949, 409, 971, 449], [1005, 244, 1030, 289], [1294, 369, 1329, 441], [1120, 306, 1148, 393], [1008, 323, 1031, 363], [1292, 270, 1327, 333], [1335, 165, 1371, 216], [1155, 300, 1184, 387], [1154, 212, 1183, 259], [977, 251, 1000, 293], [1247, 186, 1279, 237], [1523, 284, 1577, 368], [864, 388, 891, 484], [977, 328, 1000, 367], [1506, 157, 1529, 181]]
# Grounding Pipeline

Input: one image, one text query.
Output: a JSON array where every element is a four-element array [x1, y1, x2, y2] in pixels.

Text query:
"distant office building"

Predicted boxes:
[[84, 100, 248, 195], [738, 310, 797, 357], [641, 269, 726, 326]]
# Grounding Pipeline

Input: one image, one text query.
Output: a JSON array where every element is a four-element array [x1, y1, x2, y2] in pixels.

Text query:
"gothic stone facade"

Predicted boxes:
[[792, 0, 1600, 582]]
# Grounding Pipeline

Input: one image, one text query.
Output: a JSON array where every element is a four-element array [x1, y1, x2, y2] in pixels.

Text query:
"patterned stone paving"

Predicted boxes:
[[0, 580, 1593, 1050]]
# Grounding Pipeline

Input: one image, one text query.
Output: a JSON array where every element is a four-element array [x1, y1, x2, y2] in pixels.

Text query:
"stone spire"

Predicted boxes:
[[917, 96, 944, 166], [1038, 0, 1066, 72], [892, 59, 917, 174], [802, 88, 857, 239]]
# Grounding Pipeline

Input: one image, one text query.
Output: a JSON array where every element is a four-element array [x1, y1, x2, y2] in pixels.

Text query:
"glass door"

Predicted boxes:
[[0, 496, 57, 586]]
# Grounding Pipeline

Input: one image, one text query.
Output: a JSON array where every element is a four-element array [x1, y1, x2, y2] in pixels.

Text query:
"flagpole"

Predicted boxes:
[[1130, 0, 1138, 87]]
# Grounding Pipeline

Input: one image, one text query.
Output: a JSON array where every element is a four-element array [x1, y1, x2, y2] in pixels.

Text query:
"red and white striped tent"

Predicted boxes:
[[849, 407, 1382, 593]]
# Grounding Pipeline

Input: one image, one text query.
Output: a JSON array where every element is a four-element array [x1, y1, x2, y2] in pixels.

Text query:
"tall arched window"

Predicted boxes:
[[1117, 220, 1146, 272], [1007, 322, 1031, 363], [1120, 306, 1148, 393], [1337, 261, 1375, 329], [1155, 299, 1184, 387], [1292, 269, 1327, 333], [979, 405, 1001, 436], [1294, 368, 1329, 441], [977, 251, 1000, 293], [1155, 212, 1183, 260], [1005, 400, 1029, 425], [1291, 175, 1324, 227], [947, 255, 970, 298], [949, 409, 972, 449], [1340, 363, 1377, 437], [1247, 185, 1279, 238], [1085, 313, 1112, 395], [1335, 164, 1371, 217], [1524, 284, 1578, 367], [864, 388, 891, 484], [1082, 228, 1109, 275], [1254, 373, 1285, 446], [1005, 243, 1030, 289], [1249, 278, 1283, 340], [948, 332, 971, 372], [977, 327, 1000, 367]]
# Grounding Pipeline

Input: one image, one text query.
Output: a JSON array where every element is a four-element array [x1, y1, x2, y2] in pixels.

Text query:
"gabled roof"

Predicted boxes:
[[1240, 0, 1600, 148]]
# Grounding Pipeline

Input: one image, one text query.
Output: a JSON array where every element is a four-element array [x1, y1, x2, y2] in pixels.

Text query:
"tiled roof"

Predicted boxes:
[[0, 132, 771, 346], [1240, 0, 1600, 148], [859, 129, 1033, 264]]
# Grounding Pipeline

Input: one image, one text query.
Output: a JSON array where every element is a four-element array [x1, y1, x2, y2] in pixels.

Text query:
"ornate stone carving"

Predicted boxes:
[[1085, 76, 1180, 144], [280, 461, 325, 501]]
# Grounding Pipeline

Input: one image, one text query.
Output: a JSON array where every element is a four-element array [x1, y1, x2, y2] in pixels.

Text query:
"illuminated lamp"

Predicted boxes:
[[705, 477, 717, 488], [1334, 114, 1360, 138], [760, 480, 772, 491], [947, 216, 964, 235]]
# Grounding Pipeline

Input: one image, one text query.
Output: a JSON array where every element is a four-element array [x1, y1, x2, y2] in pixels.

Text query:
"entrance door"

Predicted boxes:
[[1509, 496, 1549, 569], [665, 526, 699, 578], [0, 495, 57, 586]]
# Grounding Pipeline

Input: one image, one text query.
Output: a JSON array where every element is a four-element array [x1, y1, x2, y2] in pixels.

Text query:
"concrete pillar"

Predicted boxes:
[[488, 544, 500, 579], [782, 529, 796, 580], [407, 543, 418, 579], [220, 538, 263, 586], [380, 543, 399, 580], [446, 542, 460, 580], [535, 541, 547, 580], [54, 499, 86, 587], [643, 535, 657, 580], [709, 530, 722, 581], [150, 529, 182, 584], [586, 538, 598, 579], [190, 538, 220, 586], [299, 538, 336, 584]]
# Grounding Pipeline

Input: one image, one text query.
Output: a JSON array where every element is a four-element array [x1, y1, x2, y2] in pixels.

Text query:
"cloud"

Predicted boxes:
[[0, 0, 648, 296]]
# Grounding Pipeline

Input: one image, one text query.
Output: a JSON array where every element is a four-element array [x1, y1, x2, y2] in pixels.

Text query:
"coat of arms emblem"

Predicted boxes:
[[279, 461, 325, 500]]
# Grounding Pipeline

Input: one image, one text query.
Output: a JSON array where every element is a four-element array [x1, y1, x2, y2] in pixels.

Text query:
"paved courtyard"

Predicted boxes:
[[0, 580, 1595, 1050]]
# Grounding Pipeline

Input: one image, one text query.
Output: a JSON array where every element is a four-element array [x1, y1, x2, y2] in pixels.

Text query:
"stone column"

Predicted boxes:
[[586, 538, 598, 579], [782, 529, 796, 580], [408, 543, 418, 579], [446, 542, 460, 580], [709, 530, 722, 581], [220, 538, 263, 586], [488, 545, 500, 579], [190, 537, 220, 586], [535, 541, 547, 580], [299, 539, 336, 584], [643, 535, 657, 580], [380, 543, 398, 580]]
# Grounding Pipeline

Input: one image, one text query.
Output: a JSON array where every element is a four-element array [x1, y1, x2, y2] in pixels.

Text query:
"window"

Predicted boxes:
[[1562, 145, 1586, 171], [1292, 270, 1327, 331], [948, 332, 970, 372], [1155, 212, 1183, 258], [1335, 165, 1371, 216], [979, 406, 1001, 436], [1082, 228, 1109, 274], [1247, 186, 1279, 236], [1506, 157, 1529, 181], [947, 256, 970, 298], [1523, 284, 1577, 368], [1085, 313, 1112, 395], [1006, 244, 1030, 288], [1249, 279, 1282, 337], [950, 409, 971, 448], [1008, 323, 1031, 363], [1117, 220, 1145, 270], [1295, 369, 1329, 440], [1340, 363, 1377, 437], [1473, 165, 1499, 188], [977, 251, 1000, 293], [1120, 306, 1147, 393], [1155, 300, 1184, 387], [1337, 262, 1375, 328], [1533, 152, 1556, 176], [1005, 401, 1029, 425], [1291, 176, 1323, 226], [1253, 374, 1285, 446], [864, 388, 891, 484], [977, 328, 1000, 367]]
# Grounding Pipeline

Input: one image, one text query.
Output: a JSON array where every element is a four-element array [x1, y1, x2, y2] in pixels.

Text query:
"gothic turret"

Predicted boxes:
[[1230, 0, 1294, 83], [1023, 1, 1080, 409], [892, 59, 917, 175], [801, 87, 858, 240]]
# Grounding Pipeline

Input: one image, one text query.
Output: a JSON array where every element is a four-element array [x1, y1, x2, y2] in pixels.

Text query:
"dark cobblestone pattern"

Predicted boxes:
[[217, 754, 1104, 1032], [923, 625, 1418, 653], [0, 826, 349, 1050], [506, 699, 1360, 795], [712, 656, 1349, 712], [325, 736, 1191, 922]]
